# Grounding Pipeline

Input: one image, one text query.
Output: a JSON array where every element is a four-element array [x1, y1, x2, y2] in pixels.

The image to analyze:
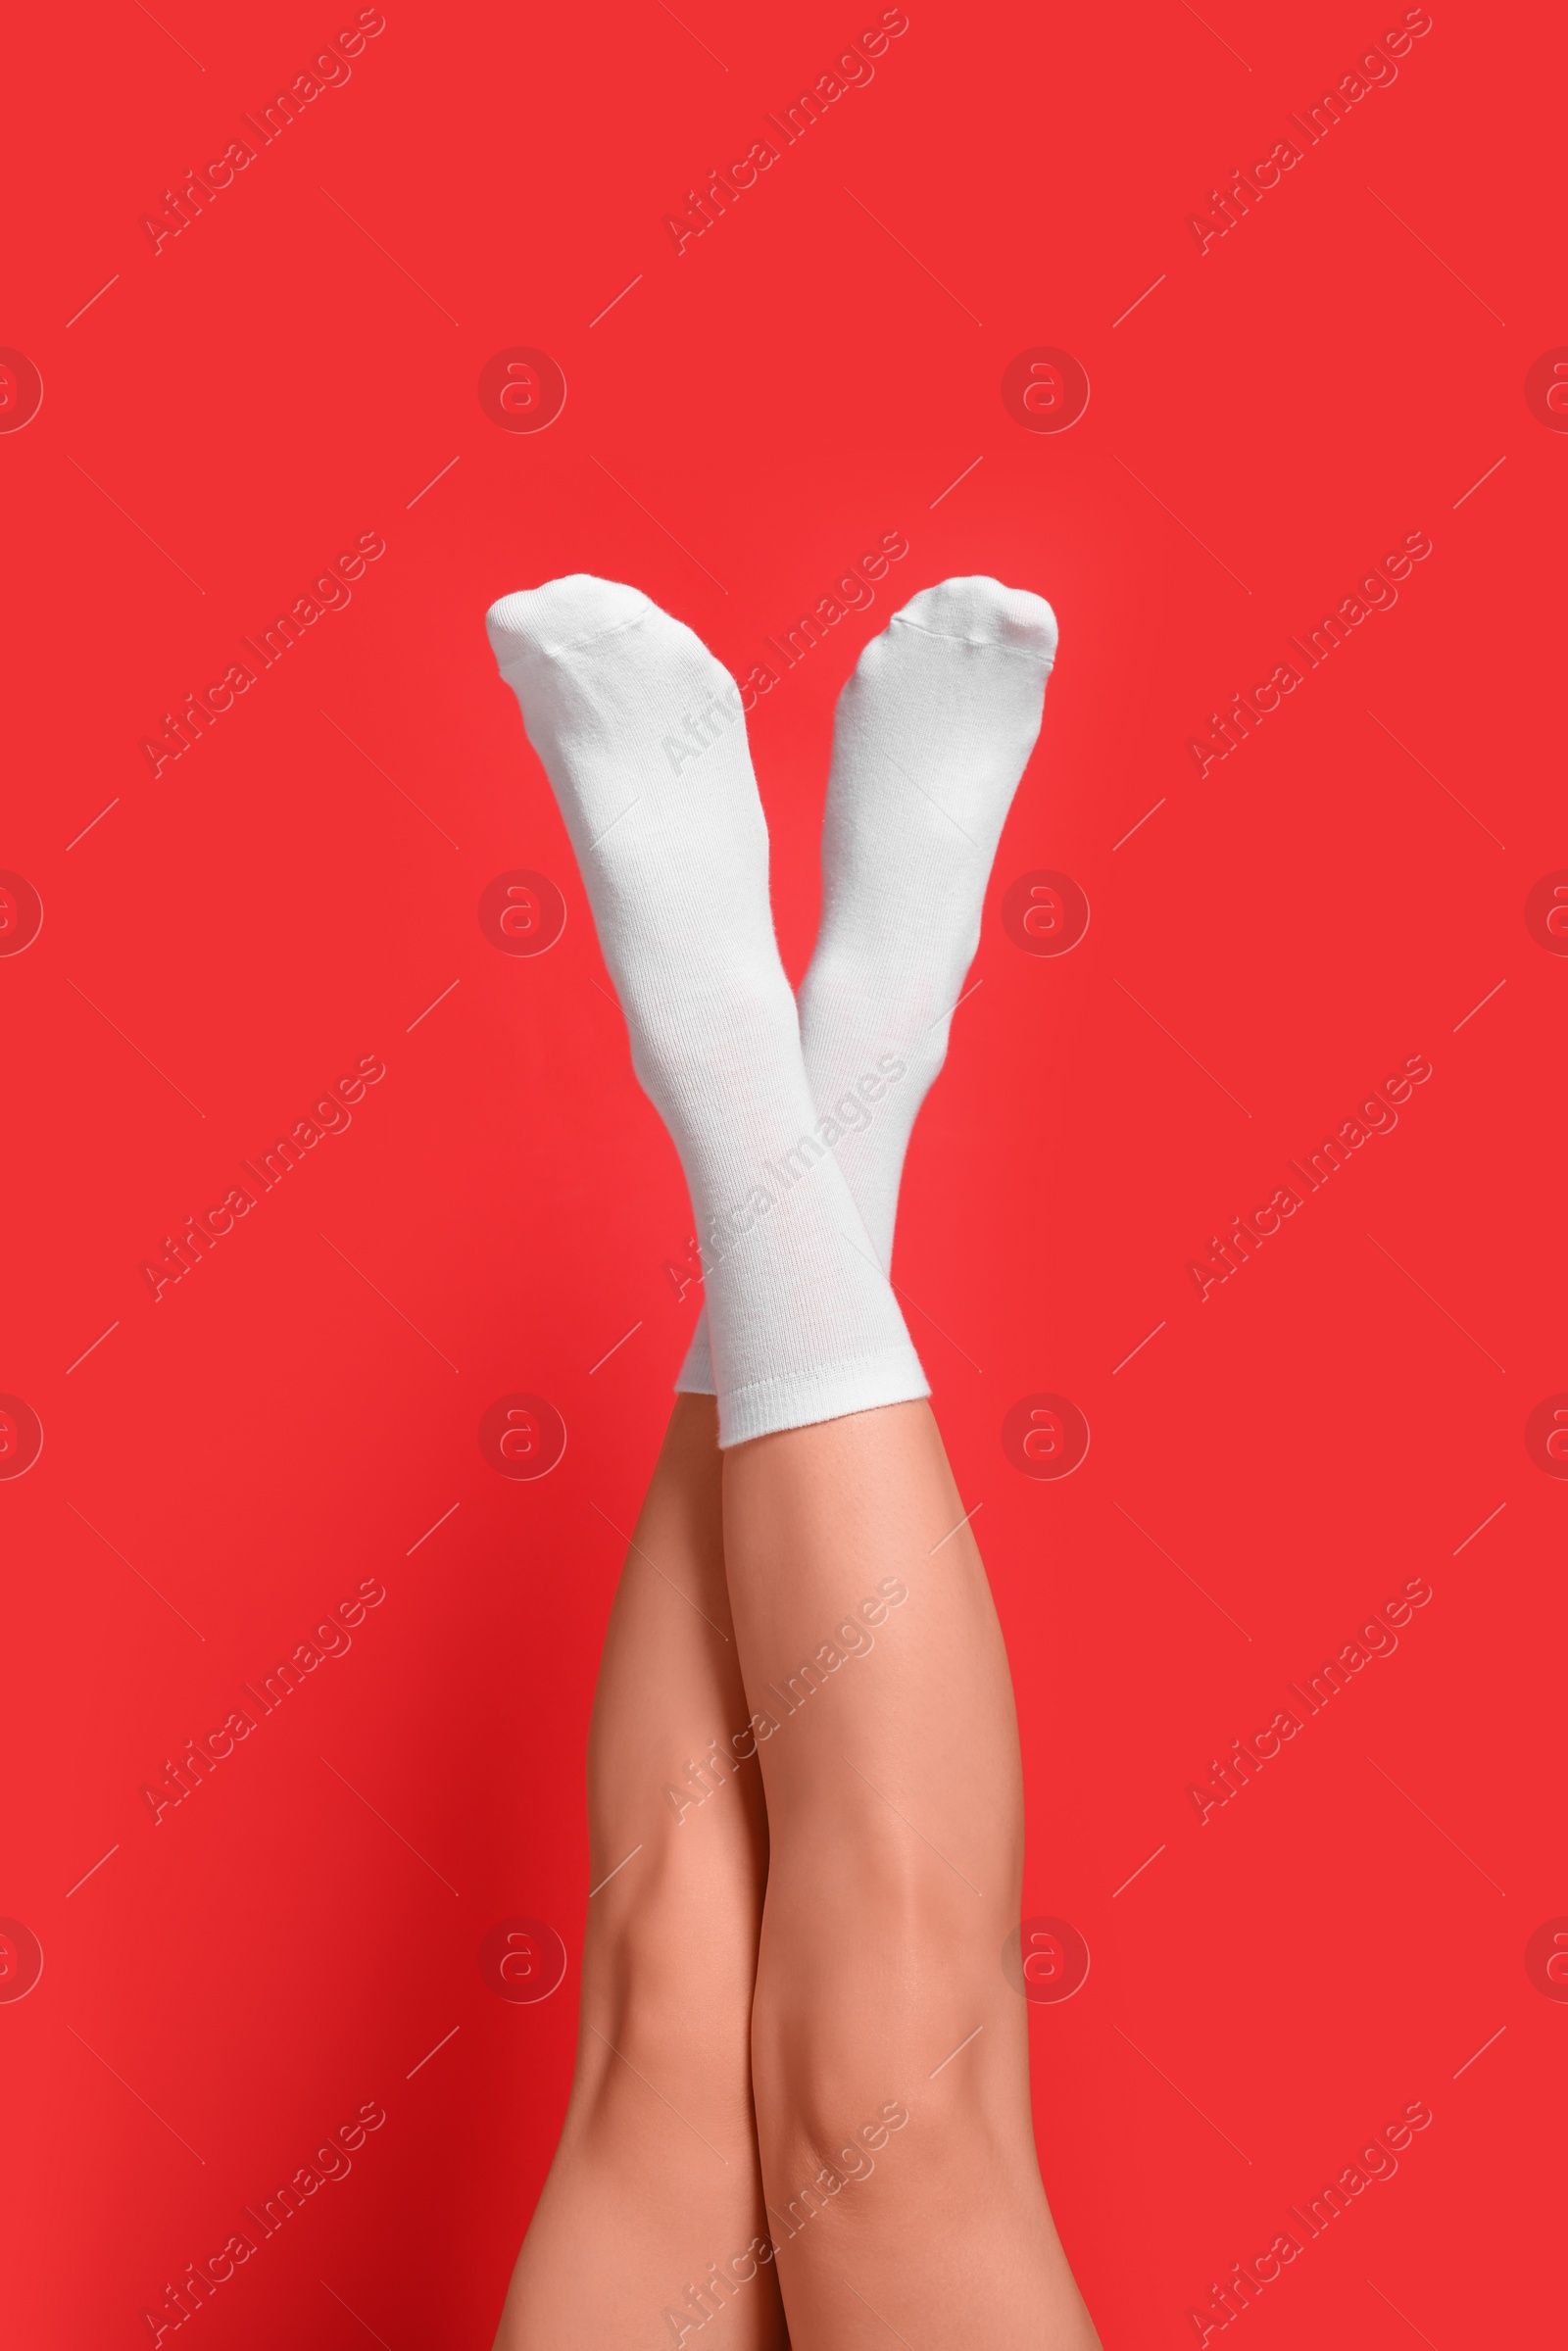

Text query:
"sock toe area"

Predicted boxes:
[[891, 576, 1057, 664], [486, 575, 654, 668]]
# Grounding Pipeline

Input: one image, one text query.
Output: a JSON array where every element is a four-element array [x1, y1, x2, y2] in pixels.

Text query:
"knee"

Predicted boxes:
[[583, 1775, 766, 2024], [760, 2079, 917, 2201], [749, 1832, 1019, 2153], [757, 1820, 1011, 2015]]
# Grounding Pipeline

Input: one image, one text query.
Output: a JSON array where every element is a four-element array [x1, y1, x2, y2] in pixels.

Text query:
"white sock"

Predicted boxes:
[[677, 576, 1056, 1394], [486, 576, 928, 1447]]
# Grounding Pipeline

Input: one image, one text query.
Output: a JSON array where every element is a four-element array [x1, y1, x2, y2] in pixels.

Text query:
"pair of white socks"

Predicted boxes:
[[487, 573, 1055, 1446]]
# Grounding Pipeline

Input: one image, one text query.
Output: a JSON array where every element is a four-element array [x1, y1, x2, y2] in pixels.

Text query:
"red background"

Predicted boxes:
[[2, 0, 1560, 2342]]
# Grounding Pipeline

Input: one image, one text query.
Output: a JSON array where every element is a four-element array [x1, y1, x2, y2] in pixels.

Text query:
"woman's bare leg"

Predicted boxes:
[[492, 1396, 786, 2349], [725, 1401, 1100, 2350]]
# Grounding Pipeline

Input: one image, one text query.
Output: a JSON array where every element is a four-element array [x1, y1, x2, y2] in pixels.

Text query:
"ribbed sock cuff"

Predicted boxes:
[[716, 1341, 929, 1447]]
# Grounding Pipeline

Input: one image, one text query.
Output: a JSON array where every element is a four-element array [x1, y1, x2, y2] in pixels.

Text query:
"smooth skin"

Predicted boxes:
[[727, 1400, 1099, 2350], [491, 1396, 786, 2349], [493, 1396, 1101, 2348]]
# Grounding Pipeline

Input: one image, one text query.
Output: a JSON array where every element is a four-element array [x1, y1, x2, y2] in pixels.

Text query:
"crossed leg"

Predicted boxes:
[[727, 1403, 1101, 2350], [491, 1396, 787, 2349]]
